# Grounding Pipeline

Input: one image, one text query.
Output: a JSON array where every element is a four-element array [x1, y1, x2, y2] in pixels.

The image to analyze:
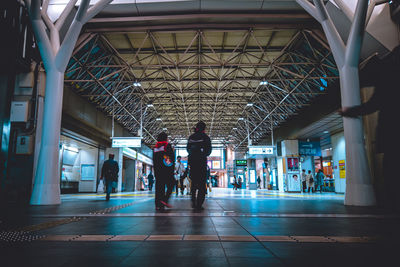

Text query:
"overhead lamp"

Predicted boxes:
[[156, 118, 162, 121], [246, 103, 253, 107], [133, 82, 141, 87], [259, 81, 268, 86], [147, 104, 154, 108], [233, 127, 238, 130], [64, 145, 79, 153], [238, 117, 244, 120], [163, 128, 168, 131], [323, 131, 329, 134]]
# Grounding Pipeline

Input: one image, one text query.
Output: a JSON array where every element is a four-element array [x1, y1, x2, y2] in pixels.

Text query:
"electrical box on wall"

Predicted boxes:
[[10, 101, 29, 122], [16, 135, 34, 155]]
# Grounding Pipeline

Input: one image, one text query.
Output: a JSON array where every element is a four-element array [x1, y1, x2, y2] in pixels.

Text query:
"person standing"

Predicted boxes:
[[257, 176, 261, 189], [301, 169, 307, 193], [187, 121, 212, 210], [315, 169, 325, 193], [175, 156, 185, 195], [100, 153, 119, 201], [147, 171, 154, 191], [306, 170, 314, 193], [153, 132, 175, 210]]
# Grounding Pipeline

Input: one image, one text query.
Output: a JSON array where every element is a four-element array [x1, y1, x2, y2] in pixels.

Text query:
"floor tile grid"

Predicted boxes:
[[209, 212, 234, 267], [228, 216, 287, 265]]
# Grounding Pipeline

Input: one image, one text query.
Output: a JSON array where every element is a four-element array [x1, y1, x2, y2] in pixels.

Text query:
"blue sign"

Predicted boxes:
[[298, 141, 321, 156]]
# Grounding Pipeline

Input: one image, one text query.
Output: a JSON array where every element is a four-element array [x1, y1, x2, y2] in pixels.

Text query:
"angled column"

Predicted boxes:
[[26, 0, 113, 205], [296, 0, 378, 206]]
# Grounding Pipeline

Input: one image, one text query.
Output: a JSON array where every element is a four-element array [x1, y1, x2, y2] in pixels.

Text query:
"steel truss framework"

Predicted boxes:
[[65, 28, 338, 150]]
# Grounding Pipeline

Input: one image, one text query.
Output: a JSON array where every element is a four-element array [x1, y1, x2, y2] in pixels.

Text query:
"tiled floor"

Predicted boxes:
[[0, 188, 399, 266]]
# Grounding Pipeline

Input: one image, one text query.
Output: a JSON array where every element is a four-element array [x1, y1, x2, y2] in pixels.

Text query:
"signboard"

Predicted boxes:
[[339, 160, 346, 178], [122, 147, 137, 159], [287, 173, 301, 192], [81, 164, 95, 181], [298, 141, 321, 156], [212, 161, 221, 169], [287, 158, 299, 171], [137, 152, 153, 166], [112, 137, 141, 148], [235, 160, 247, 167], [249, 169, 256, 183], [248, 146, 274, 155]]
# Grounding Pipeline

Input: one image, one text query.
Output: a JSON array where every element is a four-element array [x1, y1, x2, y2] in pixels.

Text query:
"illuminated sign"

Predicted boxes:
[[137, 152, 153, 165], [235, 160, 247, 166], [212, 161, 221, 169], [250, 169, 256, 183], [123, 148, 137, 159], [112, 137, 141, 148], [248, 146, 274, 155]]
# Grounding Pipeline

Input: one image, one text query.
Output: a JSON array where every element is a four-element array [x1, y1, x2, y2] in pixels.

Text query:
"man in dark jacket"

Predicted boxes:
[[147, 171, 154, 191], [187, 121, 212, 210], [101, 153, 119, 201], [153, 132, 175, 210]]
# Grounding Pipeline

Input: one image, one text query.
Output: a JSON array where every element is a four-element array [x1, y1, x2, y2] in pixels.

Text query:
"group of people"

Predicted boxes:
[[301, 169, 325, 193], [153, 121, 211, 211]]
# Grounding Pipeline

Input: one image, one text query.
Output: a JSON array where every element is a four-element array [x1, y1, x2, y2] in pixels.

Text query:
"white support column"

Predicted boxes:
[[26, 0, 113, 205], [296, 0, 377, 206]]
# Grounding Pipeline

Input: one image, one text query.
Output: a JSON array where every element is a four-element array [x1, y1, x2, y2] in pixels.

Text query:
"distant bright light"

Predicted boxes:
[[163, 128, 167, 131], [147, 104, 154, 108], [233, 127, 238, 130], [238, 117, 244, 120], [259, 81, 268, 86], [156, 118, 162, 121], [133, 82, 141, 87], [246, 103, 253, 107], [323, 130, 329, 134], [63, 145, 79, 153]]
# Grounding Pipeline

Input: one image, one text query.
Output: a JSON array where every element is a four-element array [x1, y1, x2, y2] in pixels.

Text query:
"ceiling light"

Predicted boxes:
[[323, 131, 329, 134], [133, 82, 141, 87], [156, 118, 162, 121], [246, 103, 253, 107], [233, 127, 238, 130], [238, 117, 244, 120], [163, 128, 167, 131], [147, 104, 154, 108], [260, 81, 268, 86]]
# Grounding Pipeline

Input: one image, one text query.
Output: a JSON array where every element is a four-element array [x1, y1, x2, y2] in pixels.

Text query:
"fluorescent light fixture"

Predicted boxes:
[[323, 131, 329, 134], [147, 104, 154, 108], [259, 81, 268, 86], [133, 82, 141, 87], [246, 103, 253, 107], [64, 145, 79, 153], [238, 117, 244, 120], [233, 127, 238, 130], [163, 128, 167, 131], [156, 118, 162, 121]]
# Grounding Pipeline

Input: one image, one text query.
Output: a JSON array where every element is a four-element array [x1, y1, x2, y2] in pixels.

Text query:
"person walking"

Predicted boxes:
[[315, 169, 325, 193], [147, 171, 154, 191], [187, 121, 212, 210], [257, 176, 261, 189], [153, 132, 175, 210], [100, 153, 119, 201], [301, 169, 307, 193], [306, 170, 314, 193], [175, 156, 185, 196]]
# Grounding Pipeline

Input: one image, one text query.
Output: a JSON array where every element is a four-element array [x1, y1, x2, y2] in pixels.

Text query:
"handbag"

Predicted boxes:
[[97, 179, 104, 193]]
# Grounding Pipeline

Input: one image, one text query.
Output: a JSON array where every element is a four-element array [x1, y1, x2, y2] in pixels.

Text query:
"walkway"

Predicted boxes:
[[0, 188, 398, 266]]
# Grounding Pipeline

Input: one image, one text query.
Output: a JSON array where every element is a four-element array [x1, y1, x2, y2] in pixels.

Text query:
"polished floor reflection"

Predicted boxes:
[[0, 188, 398, 267]]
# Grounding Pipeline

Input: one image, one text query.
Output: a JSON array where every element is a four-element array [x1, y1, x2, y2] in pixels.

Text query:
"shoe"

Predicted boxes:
[[156, 206, 165, 211], [195, 206, 204, 211], [160, 201, 173, 208]]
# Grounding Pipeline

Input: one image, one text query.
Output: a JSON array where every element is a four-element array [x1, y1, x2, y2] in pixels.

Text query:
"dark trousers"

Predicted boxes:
[[179, 177, 185, 194], [105, 179, 114, 200], [190, 163, 207, 208], [148, 182, 153, 191], [155, 175, 174, 208], [173, 179, 179, 195], [302, 181, 307, 192]]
